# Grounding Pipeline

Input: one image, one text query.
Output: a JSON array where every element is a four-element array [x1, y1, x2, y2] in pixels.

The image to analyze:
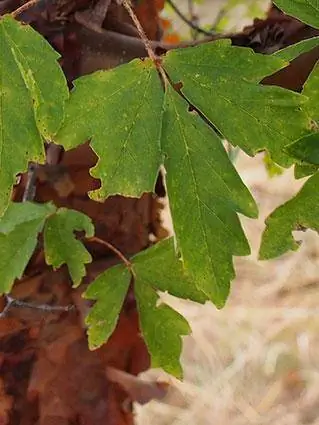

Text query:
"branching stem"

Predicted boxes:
[[88, 236, 136, 278]]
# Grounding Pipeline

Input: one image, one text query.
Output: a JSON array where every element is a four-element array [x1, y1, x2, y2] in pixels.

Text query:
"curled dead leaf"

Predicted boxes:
[[106, 366, 169, 405]]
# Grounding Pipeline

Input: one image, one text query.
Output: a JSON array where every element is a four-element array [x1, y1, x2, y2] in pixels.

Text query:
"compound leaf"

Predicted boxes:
[[162, 87, 257, 306], [56, 59, 164, 200], [163, 40, 309, 166], [85, 238, 202, 375], [44, 208, 94, 286], [260, 172, 319, 259], [274, 0, 319, 29], [0, 16, 68, 215], [0, 202, 56, 293], [84, 265, 131, 350]]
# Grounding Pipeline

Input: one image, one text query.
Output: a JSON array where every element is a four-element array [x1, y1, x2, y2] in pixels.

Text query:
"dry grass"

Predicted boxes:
[[135, 152, 319, 425]]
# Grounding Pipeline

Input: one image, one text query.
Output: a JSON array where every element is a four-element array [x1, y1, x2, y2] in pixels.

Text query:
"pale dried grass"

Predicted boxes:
[[135, 152, 319, 425]]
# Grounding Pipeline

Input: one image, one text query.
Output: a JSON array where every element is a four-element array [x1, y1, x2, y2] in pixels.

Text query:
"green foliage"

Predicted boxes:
[[260, 37, 319, 259], [0, 16, 68, 215], [0, 202, 93, 292], [274, 0, 319, 29], [85, 239, 194, 377], [163, 40, 309, 167], [132, 239, 207, 303], [1, 0, 319, 377], [56, 60, 164, 199], [0, 202, 55, 293], [44, 209, 94, 286], [135, 279, 190, 378], [260, 172, 319, 259], [163, 86, 257, 306], [84, 265, 131, 349]]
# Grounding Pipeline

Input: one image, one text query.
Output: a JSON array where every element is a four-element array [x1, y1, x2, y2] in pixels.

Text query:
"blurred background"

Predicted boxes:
[[161, 0, 270, 39], [136, 1, 319, 424]]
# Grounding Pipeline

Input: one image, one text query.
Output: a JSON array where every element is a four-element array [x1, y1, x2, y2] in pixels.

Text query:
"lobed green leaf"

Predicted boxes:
[[163, 40, 310, 167], [44, 208, 94, 286], [260, 172, 319, 260], [84, 265, 131, 350], [0, 16, 68, 215], [0, 202, 56, 293], [56, 59, 164, 199], [135, 279, 190, 378], [162, 87, 257, 306]]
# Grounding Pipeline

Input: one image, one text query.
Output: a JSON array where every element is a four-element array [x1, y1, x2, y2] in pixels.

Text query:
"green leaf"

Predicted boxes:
[[133, 238, 207, 303], [259, 172, 319, 260], [56, 59, 164, 199], [0, 16, 68, 138], [0, 202, 56, 293], [273, 36, 319, 62], [163, 40, 309, 166], [274, 0, 319, 29], [0, 16, 68, 214], [0, 201, 56, 233], [44, 208, 94, 286], [135, 279, 190, 378], [286, 132, 319, 165], [84, 265, 131, 349], [162, 87, 257, 306]]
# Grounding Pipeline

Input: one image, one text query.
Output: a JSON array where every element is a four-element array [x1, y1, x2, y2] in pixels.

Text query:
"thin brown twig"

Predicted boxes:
[[120, 0, 167, 84], [88, 236, 135, 277], [121, 0, 156, 62], [0, 294, 74, 318], [11, 0, 39, 18]]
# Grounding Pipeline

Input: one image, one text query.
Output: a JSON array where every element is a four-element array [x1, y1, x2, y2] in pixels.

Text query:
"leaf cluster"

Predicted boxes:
[[0, 0, 319, 376]]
